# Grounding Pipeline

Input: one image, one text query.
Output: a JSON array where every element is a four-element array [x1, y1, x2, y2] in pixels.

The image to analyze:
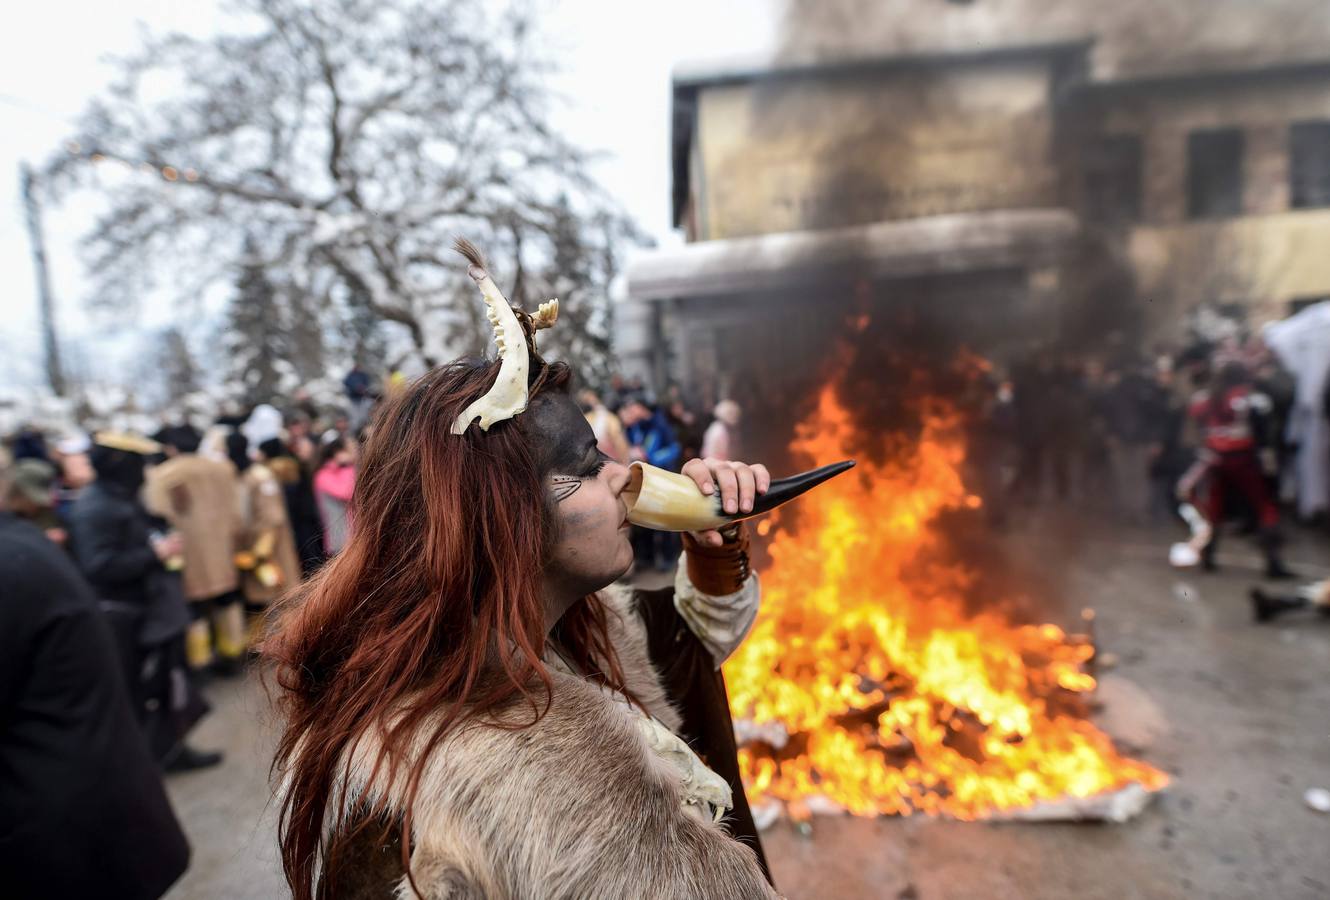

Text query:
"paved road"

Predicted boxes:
[[163, 518, 1330, 899]]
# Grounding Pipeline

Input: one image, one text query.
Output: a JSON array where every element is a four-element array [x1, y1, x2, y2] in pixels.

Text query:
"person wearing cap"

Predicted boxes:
[[0, 449, 192, 899], [144, 423, 248, 676], [5, 458, 65, 547], [68, 431, 222, 773]]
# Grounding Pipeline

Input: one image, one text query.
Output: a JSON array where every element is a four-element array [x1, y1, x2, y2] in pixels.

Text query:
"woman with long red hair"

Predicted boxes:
[[268, 244, 778, 899]]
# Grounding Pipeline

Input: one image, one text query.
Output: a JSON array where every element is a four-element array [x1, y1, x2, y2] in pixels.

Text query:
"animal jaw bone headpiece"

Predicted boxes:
[[447, 240, 857, 533], [450, 239, 559, 435]]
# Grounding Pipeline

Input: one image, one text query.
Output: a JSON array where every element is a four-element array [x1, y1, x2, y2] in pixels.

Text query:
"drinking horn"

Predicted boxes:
[[624, 459, 856, 532]]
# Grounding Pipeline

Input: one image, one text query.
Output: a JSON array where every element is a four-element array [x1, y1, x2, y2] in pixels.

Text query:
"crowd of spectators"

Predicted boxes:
[[971, 318, 1329, 613]]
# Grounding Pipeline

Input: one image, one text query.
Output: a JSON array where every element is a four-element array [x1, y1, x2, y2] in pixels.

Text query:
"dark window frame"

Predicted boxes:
[[1083, 133, 1143, 225], [1187, 128, 1245, 220], [1290, 120, 1330, 210]]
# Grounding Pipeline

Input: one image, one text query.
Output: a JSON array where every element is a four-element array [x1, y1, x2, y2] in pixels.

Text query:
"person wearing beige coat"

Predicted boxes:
[[143, 427, 246, 674], [236, 456, 302, 611]]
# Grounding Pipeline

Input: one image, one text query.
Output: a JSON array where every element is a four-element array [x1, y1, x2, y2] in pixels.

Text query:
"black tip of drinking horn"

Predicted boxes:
[[730, 459, 856, 523]]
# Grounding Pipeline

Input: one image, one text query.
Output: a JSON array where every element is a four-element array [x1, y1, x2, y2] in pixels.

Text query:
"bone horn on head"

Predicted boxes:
[[624, 459, 856, 532]]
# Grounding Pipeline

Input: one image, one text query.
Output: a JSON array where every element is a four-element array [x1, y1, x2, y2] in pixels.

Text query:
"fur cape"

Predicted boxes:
[[328, 585, 778, 900]]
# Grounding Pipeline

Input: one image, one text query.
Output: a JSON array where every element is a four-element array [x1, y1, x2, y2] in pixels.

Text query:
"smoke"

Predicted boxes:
[[699, 0, 1330, 602], [774, 0, 1330, 80]]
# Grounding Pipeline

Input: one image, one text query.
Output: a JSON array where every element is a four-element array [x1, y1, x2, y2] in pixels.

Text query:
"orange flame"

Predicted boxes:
[[725, 382, 1167, 818]]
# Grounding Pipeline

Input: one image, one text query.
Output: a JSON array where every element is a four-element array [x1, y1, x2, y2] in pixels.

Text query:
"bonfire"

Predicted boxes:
[[724, 375, 1168, 823]]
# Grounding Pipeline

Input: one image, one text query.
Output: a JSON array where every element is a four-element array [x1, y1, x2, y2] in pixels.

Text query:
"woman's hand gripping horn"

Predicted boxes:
[[680, 458, 772, 547]]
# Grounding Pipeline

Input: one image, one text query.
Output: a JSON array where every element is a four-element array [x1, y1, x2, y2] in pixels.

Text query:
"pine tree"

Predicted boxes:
[[159, 327, 200, 407], [286, 286, 327, 385], [227, 250, 286, 405]]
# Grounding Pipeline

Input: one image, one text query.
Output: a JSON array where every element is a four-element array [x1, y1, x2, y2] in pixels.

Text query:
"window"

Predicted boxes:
[[1291, 121, 1330, 209], [1187, 129, 1244, 219], [1083, 134, 1142, 224]]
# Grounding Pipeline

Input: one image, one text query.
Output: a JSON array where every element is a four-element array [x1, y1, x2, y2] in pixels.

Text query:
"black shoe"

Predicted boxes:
[[1251, 588, 1275, 623], [1265, 561, 1297, 580], [1259, 527, 1295, 580], [1250, 588, 1306, 623], [1201, 542, 1219, 572], [163, 744, 224, 773]]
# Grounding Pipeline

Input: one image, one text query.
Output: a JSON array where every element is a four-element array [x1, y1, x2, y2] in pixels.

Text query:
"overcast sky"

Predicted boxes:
[[0, 0, 780, 390]]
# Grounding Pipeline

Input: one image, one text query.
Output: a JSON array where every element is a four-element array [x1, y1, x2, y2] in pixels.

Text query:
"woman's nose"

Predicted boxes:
[[608, 460, 632, 494]]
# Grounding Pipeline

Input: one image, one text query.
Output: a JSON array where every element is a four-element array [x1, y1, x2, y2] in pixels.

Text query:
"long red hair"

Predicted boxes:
[[267, 359, 629, 900]]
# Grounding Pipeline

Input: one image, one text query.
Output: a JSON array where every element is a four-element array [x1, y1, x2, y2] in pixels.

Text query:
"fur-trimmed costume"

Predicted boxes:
[[311, 579, 776, 900]]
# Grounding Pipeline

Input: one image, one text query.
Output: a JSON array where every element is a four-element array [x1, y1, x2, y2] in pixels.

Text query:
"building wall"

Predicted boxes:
[[691, 58, 1061, 240], [1094, 72, 1330, 223], [1093, 72, 1330, 330], [1129, 209, 1330, 333]]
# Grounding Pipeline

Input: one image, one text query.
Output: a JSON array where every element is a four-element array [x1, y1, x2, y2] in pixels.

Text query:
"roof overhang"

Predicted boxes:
[[628, 209, 1080, 302]]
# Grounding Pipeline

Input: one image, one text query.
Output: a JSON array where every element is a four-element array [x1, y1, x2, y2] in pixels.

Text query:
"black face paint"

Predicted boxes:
[[521, 392, 601, 479]]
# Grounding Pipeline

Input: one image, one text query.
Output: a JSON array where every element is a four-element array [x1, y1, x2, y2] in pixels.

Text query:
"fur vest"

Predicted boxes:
[[326, 585, 777, 900]]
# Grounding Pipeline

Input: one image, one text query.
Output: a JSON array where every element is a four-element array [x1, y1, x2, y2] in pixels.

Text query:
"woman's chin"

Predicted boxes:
[[611, 554, 634, 583]]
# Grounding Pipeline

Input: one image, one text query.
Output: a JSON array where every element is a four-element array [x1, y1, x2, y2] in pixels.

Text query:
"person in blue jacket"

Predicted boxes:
[[620, 396, 683, 570]]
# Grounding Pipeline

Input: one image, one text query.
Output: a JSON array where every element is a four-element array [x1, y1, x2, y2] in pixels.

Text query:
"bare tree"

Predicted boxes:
[[517, 194, 624, 392], [48, 0, 639, 371]]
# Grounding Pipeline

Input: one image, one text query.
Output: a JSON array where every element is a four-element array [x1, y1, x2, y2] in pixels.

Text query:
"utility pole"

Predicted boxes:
[[20, 163, 67, 396]]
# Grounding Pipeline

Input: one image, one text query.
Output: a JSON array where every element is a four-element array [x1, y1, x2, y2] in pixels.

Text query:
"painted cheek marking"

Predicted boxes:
[[552, 475, 581, 503]]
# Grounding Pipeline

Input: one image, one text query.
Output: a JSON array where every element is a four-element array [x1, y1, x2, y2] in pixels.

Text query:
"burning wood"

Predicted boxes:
[[725, 381, 1168, 824]]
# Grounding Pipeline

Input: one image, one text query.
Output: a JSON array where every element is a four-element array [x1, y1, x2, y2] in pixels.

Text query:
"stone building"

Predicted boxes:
[[622, 0, 1330, 399]]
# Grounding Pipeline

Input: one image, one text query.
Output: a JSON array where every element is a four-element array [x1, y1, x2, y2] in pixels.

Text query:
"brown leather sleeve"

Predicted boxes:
[[681, 525, 751, 596]]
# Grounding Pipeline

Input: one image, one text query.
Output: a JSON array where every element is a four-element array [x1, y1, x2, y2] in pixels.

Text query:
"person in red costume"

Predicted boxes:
[[1188, 361, 1293, 578]]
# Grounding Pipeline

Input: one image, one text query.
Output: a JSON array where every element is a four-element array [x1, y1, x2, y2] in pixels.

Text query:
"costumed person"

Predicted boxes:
[[229, 431, 302, 645], [313, 434, 357, 556], [68, 432, 220, 771], [1187, 361, 1293, 577], [269, 241, 853, 899], [0, 451, 191, 900], [144, 424, 248, 676]]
